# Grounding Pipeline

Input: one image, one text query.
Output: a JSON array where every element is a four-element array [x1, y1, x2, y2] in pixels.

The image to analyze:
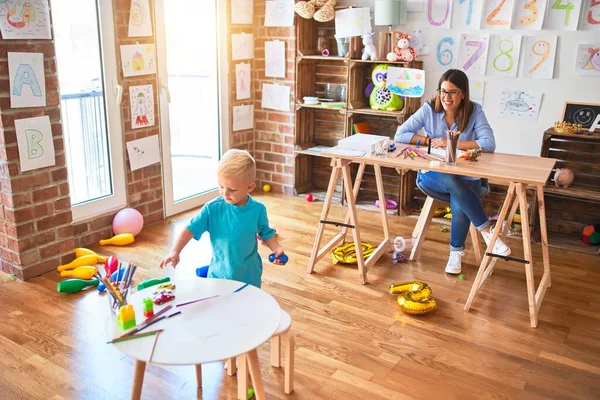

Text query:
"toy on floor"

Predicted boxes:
[[268, 253, 289, 264], [306, 193, 314, 202], [75, 248, 108, 263], [391, 236, 413, 264], [57, 254, 99, 272], [263, 184, 271, 192], [332, 242, 375, 264], [60, 266, 97, 280], [583, 224, 600, 245], [143, 297, 154, 318], [389, 281, 436, 315], [117, 304, 137, 330], [113, 208, 144, 236], [137, 276, 171, 291], [57, 278, 99, 293], [99, 233, 135, 246]]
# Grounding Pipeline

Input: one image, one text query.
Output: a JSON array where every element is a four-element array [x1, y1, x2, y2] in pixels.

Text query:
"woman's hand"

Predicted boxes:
[[430, 137, 447, 149]]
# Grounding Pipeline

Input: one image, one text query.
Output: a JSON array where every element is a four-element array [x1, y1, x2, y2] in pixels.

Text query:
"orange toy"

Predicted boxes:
[[74, 248, 108, 263], [99, 233, 135, 246], [60, 266, 97, 280], [57, 255, 99, 272]]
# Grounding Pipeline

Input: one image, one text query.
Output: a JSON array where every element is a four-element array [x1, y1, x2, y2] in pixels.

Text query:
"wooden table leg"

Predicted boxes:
[[247, 349, 266, 400], [517, 183, 537, 328], [237, 354, 248, 400], [469, 223, 483, 266], [410, 196, 436, 261], [195, 364, 202, 387], [131, 360, 146, 400], [341, 162, 367, 284], [537, 184, 551, 288], [340, 162, 366, 243], [227, 357, 236, 376]]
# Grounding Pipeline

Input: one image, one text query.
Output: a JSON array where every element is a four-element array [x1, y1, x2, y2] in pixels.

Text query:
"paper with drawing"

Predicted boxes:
[[126, 135, 161, 171], [8, 52, 45, 108], [0, 0, 51, 39], [232, 105, 254, 131], [15, 115, 55, 172]]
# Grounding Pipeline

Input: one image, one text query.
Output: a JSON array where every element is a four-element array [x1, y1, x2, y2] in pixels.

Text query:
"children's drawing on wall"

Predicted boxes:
[[498, 90, 543, 120], [129, 84, 155, 129], [15, 115, 55, 172], [126, 135, 161, 171], [264, 0, 294, 27], [334, 7, 372, 38], [544, 0, 582, 31], [458, 33, 490, 76], [582, 0, 600, 30], [432, 31, 458, 69], [231, 0, 253, 24], [426, 0, 453, 29], [265, 40, 286, 78], [231, 33, 255, 60], [261, 83, 290, 111], [0, 0, 51, 39], [482, 0, 515, 29], [409, 29, 430, 56], [120, 43, 156, 77], [128, 0, 152, 37], [512, 0, 547, 30], [486, 34, 522, 77], [8, 52, 45, 108], [452, 0, 483, 30], [575, 44, 600, 75], [235, 63, 251, 100], [386, 67, 425, 98], [521, 35, 557, 79], [469, 79, 485, 105], [232, 104, 254, 131]]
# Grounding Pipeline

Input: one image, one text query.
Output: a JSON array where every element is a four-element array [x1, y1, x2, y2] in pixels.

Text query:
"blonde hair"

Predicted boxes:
[[217, 149, 256, 181]]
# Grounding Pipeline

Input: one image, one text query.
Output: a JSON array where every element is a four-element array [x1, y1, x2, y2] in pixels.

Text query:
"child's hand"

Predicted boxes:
[[159, 252, 180, 269], [270, 247, 287, 265]]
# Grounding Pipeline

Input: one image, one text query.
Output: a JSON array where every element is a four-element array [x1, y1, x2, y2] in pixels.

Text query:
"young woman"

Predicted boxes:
[[395, 69, 510, 274]]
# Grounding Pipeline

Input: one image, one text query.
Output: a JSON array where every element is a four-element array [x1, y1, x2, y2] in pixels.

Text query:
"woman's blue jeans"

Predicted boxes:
[[418, 171, 490, 251]]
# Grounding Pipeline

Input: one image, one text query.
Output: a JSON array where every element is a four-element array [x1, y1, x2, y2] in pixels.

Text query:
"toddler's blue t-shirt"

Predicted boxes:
[[187, 195, 275, 288]]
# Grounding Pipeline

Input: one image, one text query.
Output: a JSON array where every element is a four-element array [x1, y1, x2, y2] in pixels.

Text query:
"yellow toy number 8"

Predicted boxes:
[[389, 281, 437, 315]]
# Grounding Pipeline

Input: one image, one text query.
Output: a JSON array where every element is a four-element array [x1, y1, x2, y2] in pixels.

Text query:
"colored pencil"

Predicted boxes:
[[176, 294, 219, 308], [107, 329, 162, 344], [148, 331, 161, 362], [234, 283, 249, 293]]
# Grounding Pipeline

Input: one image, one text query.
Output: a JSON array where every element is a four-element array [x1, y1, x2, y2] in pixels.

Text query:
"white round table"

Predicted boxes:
[[106, 278, 281, 400]]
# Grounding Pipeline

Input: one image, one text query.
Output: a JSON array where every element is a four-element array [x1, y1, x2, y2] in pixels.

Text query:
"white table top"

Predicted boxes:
[[106, 278, 281, 365]]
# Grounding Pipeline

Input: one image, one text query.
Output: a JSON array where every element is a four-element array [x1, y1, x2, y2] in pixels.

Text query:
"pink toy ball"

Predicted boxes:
[[113, 208, 144, 236], [306, 193, 314, 202]]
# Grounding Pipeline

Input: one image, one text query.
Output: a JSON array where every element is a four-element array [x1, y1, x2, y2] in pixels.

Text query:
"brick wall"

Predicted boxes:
[[253, 0, 296, 194]]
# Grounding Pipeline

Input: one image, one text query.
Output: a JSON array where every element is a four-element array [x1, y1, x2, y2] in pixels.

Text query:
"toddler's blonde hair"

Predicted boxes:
[[217, 149, 256, 181]]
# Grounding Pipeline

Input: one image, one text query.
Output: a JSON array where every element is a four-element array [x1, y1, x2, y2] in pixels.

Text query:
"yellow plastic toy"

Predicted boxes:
[[57, 255, 99, 272], [60, 266, 97, 280], [99, 233, 135, 246], [117, 304, 136, 330], [74, 248, 108, 263]]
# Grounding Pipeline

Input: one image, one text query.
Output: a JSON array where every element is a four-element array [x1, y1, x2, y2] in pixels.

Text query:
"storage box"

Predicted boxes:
[[337, 133, 388, 154]]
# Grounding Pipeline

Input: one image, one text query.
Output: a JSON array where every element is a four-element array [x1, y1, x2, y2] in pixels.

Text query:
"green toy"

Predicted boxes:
[[137, 276, 170, 291], [369, 64, 404, 112], [57, 278, 99, 293], [143, 297, 154, 318]]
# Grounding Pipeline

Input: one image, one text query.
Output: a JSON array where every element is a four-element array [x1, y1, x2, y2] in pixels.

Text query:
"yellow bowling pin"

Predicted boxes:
[[57, 255, 99, 272], [74, 248, 108, 263], [60, 266, 97, 280], [99, 233, 135, 246]]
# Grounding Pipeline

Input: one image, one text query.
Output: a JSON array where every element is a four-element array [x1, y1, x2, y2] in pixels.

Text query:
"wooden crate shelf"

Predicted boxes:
[[296, 58, 348, 104], [294, 153, 344, 204]]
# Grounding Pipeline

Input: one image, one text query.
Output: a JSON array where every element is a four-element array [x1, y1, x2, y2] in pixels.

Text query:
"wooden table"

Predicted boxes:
[[307, 145, 556, 327], [106, 279, 281, 399]]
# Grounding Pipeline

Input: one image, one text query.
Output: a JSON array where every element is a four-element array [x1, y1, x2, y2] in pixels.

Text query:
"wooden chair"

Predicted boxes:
[[410, 177, 490, 264]]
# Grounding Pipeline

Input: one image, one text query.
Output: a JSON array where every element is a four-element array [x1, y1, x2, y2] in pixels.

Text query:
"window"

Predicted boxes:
[[53, 0, 125, 221]]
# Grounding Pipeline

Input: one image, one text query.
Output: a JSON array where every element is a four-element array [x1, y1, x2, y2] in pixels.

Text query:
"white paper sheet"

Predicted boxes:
[[231, 33, 255, 60], [521, 35, 557, 79], [232, 104, 254, 131], [129, 84, 155, 129], [0, 0, 51, 39], [498, 90, 543, 120], [431, 30, 458, 69], [235, 63, 251, 100], [575, 44, 600, 76], [544, 0, 582, 31], [410, 29, 430, 56], [470, 79, 485, 105], [264, 0, 294, 27], [334, 7, 372, 38], [128, 0, 152, 37], [8, 52, 45, 108], [231, 0, 253, 24], [425, 0, 453, 29], [126, 135, 161, 171], [582, 0, 600, 30], [15, 116, 55, 172], [485, 35, 522, 77], [458, 33, 490, 76], [386, 67, 426, 98], [120, 43, 157, 77], [261, 83, 290, 111], [265, 40, 286, 78], [512, 0, 547, 30], [452, 0, 483, 30], [481, 0, 515, 29]]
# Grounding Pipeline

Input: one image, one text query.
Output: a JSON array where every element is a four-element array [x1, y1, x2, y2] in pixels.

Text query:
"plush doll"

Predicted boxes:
[[295, 0, 336, 21], [361, 32, 377, 61], [387, 33, 417, 62]]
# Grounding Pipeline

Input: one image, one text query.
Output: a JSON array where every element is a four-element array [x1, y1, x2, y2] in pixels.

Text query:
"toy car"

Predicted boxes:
[[157, 283, 176, 290], [153, 289, 175, 305]]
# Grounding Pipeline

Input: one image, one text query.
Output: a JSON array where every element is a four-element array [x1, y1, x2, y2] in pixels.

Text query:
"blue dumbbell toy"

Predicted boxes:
[[268, 253, 288, 264], [196, 265, 209, 278]]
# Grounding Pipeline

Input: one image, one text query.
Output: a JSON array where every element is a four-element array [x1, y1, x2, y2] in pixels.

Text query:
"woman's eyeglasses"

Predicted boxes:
[[438, 89, 462, 98]]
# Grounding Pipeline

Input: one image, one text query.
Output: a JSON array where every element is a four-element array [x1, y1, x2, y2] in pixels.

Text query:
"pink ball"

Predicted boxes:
[[306, 193, 314, 202], [113, 208, 144, 236]]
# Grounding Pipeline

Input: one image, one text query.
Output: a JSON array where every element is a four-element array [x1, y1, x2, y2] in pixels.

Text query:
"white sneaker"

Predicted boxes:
[[481, 229, 511, 256], [445, 251, 464, 274]]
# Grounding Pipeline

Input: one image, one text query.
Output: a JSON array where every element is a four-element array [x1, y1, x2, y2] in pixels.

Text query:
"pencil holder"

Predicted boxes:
[[106, 291, 120, 315], [445, 131, 458, 166]]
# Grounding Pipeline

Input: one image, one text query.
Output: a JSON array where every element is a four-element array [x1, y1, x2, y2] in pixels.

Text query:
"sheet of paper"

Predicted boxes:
[[235, 63, 251, 100], [582, 0, 600, 30], [485, 34, 522, 77], [431, 31, 458, 69], [232, 104, 254, 131], [452, 0, 483, 30], [575, 44, 600, 76], [470, 79, 485, 105], [458, 33, 490, 76], [498, 90, 543, 120], [8, 52, 46, 108], [120, 43, 156, 77], [231, 33, 255, 60], [481, 0, 515, 29], [329, 147, 366, 157], [264, 0, 294, 27], [386, 67, 425, 98], [265, 40, 286, 78], [512, 0, 547, 30], [544, 0, 582, 31], [306, 145, 332, 153], [126, 135, 161, 171], [425, 0, 453, 29], [231, 0, 253, 24], [521, 35, 557, 79], [128, 0, 152, 37], [0, 0, 51, 39], [410, 29, 430, 56], [334, 7, 372, 38], [261, 83, 290, 111], [130, 84, 155, 129], [15, 115, 55, 172]]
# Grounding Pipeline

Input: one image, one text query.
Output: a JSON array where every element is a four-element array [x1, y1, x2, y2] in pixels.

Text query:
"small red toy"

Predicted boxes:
[[306, 193, 314, 202], [153, 289, 175, 305]]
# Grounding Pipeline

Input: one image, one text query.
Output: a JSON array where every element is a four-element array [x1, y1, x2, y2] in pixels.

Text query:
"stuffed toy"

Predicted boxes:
[[368, 64, 404, 111], [387, 33, 417, 62], [294, 0, 336, 22], [361, 32, 377, 61], [554, 168, 575, 188]]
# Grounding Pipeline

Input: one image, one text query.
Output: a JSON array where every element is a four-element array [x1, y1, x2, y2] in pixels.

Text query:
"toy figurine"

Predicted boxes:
[[387, 33, 417, 63], [361, 32, 378, 61]]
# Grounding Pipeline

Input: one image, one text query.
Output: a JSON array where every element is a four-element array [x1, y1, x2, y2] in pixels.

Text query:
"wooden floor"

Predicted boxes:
[[1, 193, 600, 400]]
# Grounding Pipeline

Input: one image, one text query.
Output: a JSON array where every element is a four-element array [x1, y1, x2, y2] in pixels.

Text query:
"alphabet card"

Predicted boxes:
[[129, 84, 155, 129], [0, 0, 52, 39], [126, 135, 161, 171], [15, 115, 55, 172], [521, 35, 557, 79], [120, 43, 156, 77], [8, 52, 45, 108]]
